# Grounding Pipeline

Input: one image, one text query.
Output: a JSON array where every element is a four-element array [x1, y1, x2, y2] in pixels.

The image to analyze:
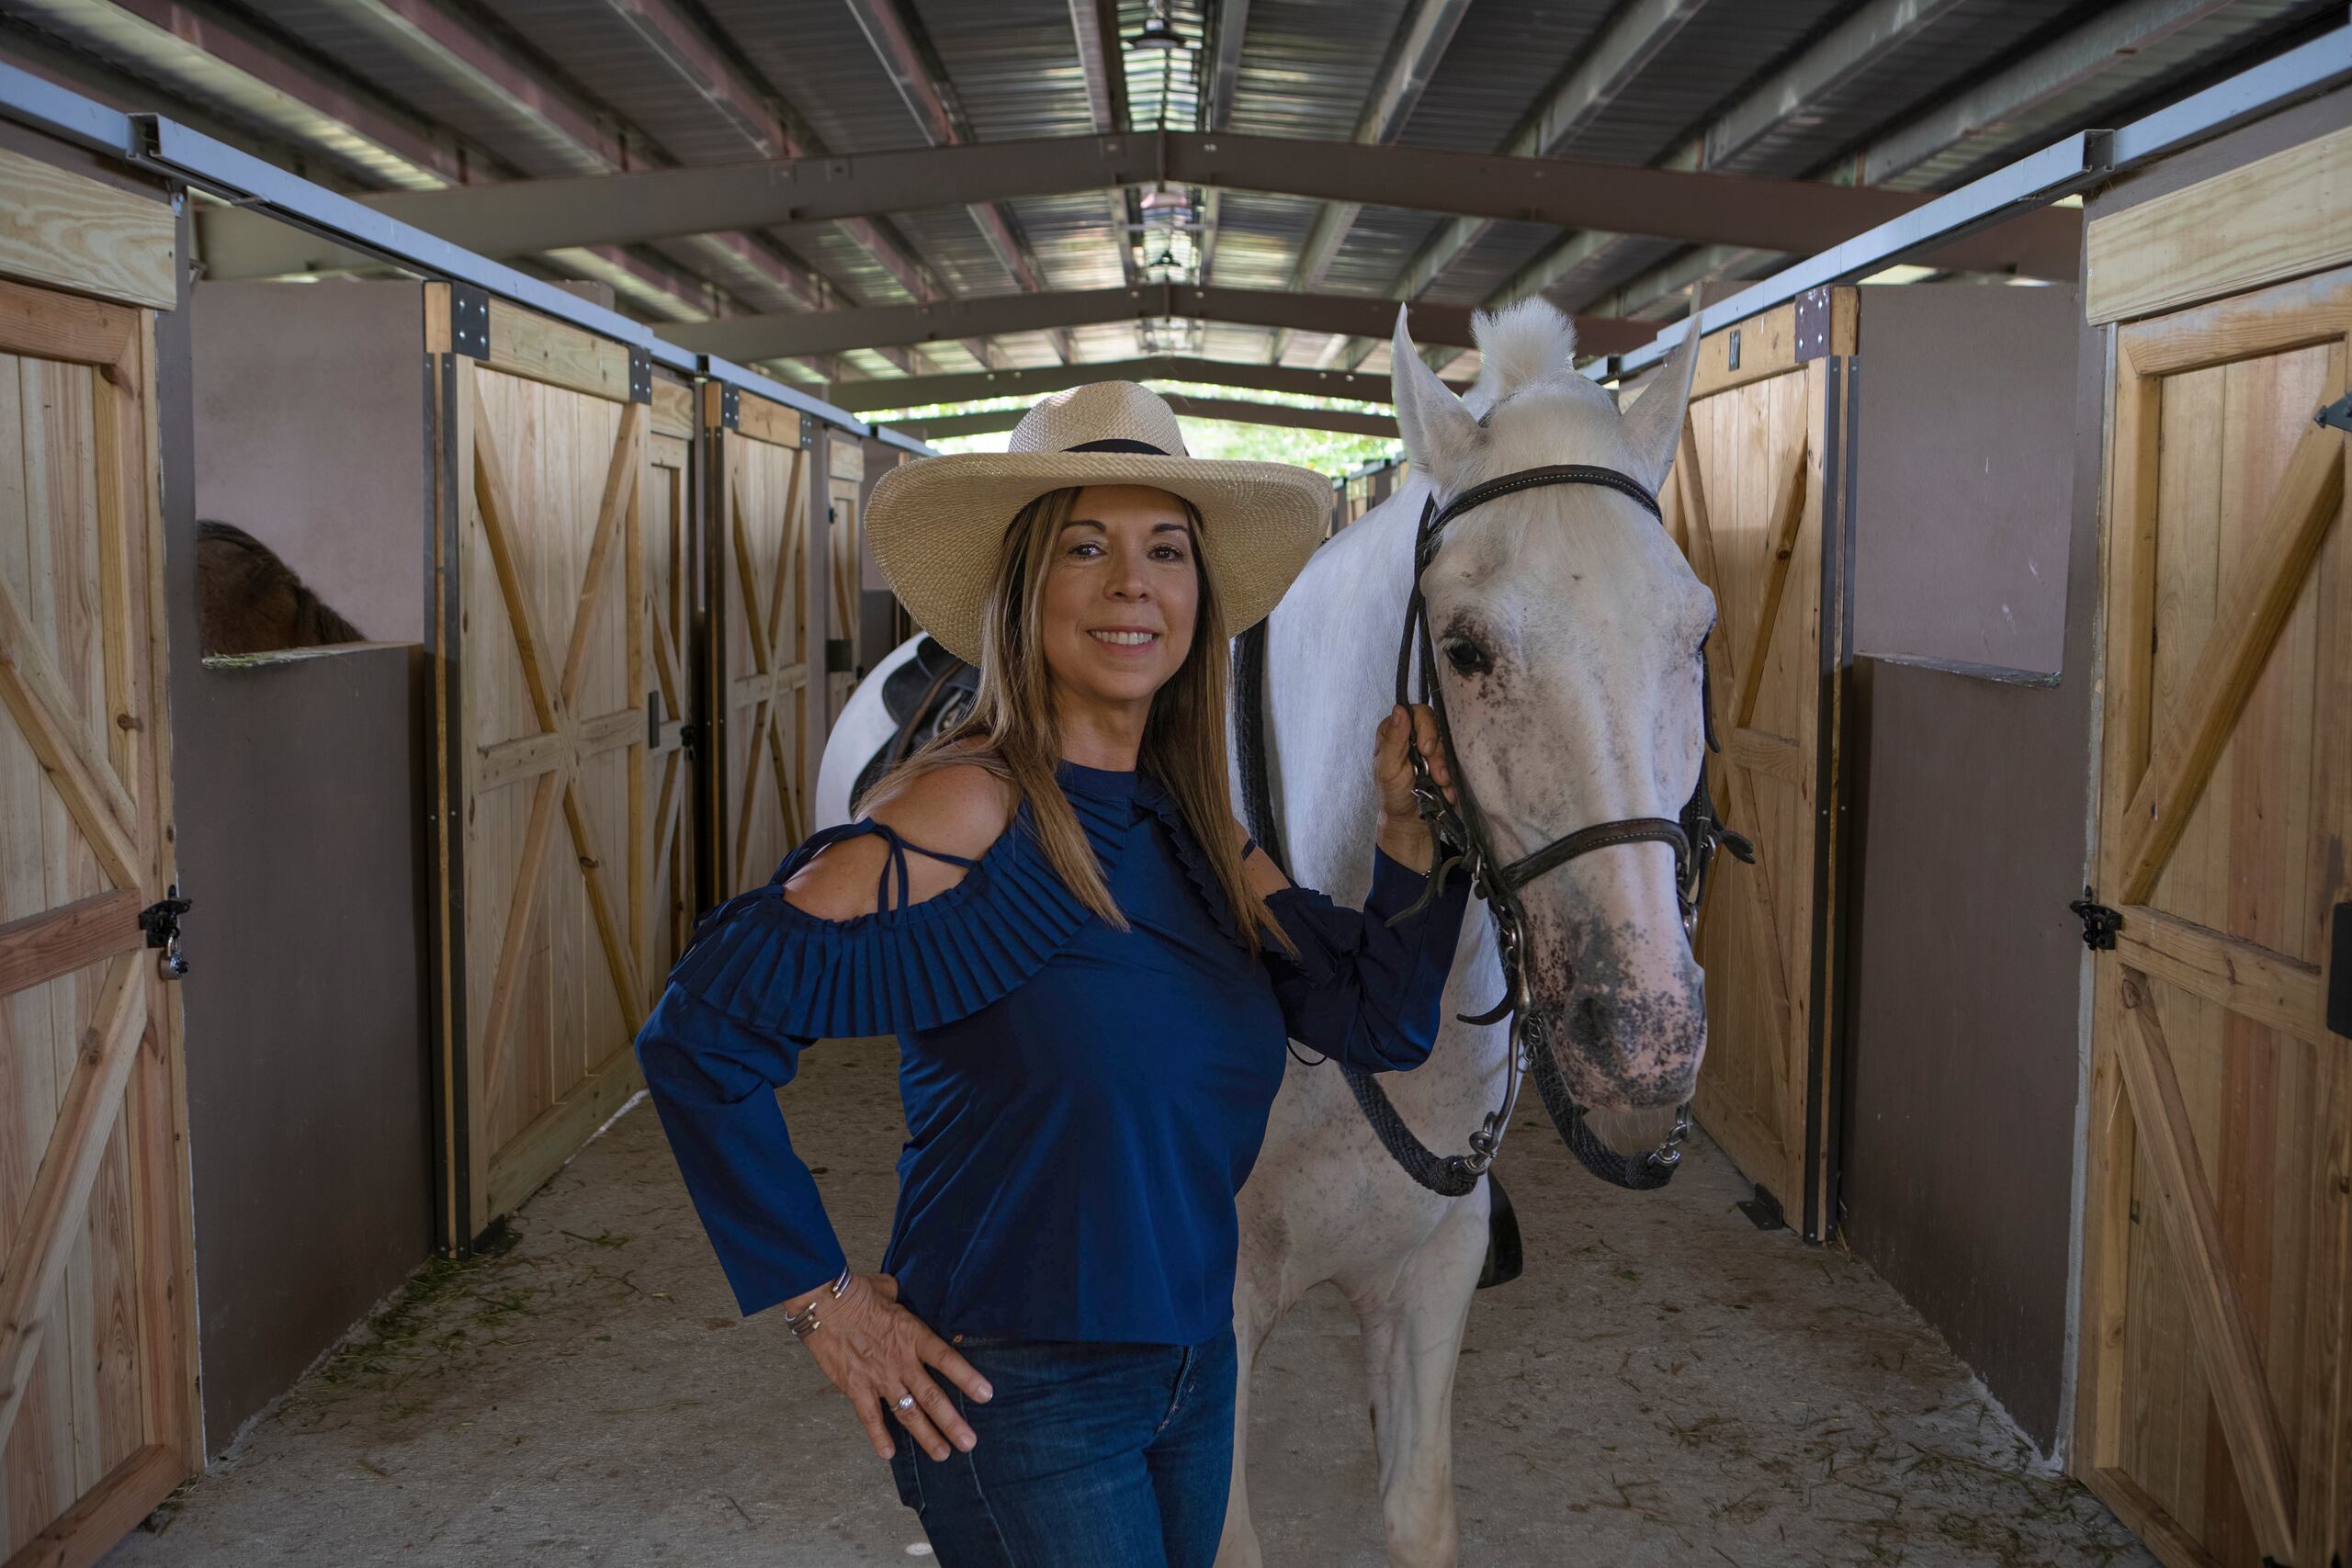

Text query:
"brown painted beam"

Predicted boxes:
[[664, 284, 1649, 359], [198, 130, 2066, 283], [825, 355, 1469, 412]]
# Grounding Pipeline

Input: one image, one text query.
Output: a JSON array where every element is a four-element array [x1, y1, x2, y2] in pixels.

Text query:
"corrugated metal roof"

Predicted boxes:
[[6, 0, 2335, 378]]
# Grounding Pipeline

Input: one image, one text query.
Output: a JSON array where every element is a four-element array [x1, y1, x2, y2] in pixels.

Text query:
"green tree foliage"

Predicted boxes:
[[866, 380, 1404, 477]]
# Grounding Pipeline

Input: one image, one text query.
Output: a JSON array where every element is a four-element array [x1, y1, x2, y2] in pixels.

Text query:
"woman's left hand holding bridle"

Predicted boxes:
[[1372, 702, 1456, 874]]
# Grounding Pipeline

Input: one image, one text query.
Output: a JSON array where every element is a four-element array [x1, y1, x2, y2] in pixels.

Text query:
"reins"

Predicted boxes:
[[1235, 463, 1752, 1197]]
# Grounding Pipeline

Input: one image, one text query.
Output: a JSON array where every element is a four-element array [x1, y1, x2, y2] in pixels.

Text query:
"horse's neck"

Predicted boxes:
[[1269, 476, 1507, 1115], [1267, 479, 1426, 898]]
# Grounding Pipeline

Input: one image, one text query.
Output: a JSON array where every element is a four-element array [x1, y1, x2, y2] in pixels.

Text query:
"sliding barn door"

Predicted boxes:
[[0, 277, 198, 1558], [2074, 264, 2351, 1568], [706, 391, 811, 900], [430, 291, 673, 1243], [1658, 291, 1854, 1240]]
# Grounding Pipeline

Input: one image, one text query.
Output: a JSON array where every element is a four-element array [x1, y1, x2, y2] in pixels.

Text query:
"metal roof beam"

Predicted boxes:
[[580, 0, 968, 363], [1562, 0, 2238, 335], [843, 0, 1065, 363], [1387, 0, 1709, 307], [322, 0, 843, 324], [1276, 0, 1472, 363], [825, 355, 1469, 412], [1458, 0, 1974, 321], [1068, 0, 1142, 299], [192, 128, 2072, 278], [659, 284, 1651, 359], [895, 393, 1396, 442], [1861, 0, 2234, 186], [1204, 0, 1250, 131]]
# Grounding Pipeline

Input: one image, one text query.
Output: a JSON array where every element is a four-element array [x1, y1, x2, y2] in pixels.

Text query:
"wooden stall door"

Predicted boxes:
[[708, 393, 810, 901], [2075, 265, 2351, 1568], [1658, 298, 1851, 1239], [435, 296, 668, 1241], [0, 280, 198, 1560]]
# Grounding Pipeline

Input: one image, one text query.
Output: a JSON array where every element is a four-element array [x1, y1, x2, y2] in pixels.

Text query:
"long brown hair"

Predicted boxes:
[[854, 485, 1299, 963]]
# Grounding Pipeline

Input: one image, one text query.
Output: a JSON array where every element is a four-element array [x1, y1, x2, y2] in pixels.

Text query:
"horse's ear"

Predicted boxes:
[[1618, 310, 1702, 495], [1391, 305, 1481, 490]]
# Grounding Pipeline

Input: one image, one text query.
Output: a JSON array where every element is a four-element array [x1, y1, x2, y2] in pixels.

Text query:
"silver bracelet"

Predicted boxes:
[[784, 1264, 854, 1341]]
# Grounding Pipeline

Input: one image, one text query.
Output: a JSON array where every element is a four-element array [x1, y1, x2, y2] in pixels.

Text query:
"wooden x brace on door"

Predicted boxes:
[[728, 455, 808, 890], [473, 400, 650, 1089]]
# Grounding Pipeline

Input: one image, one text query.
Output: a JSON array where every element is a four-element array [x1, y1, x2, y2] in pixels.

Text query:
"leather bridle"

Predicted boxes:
[[1372, 462, 1753, 1194]]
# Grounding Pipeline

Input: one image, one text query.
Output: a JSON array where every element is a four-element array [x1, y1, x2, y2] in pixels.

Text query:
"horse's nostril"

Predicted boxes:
[[1568, 992, 1613, 1046]]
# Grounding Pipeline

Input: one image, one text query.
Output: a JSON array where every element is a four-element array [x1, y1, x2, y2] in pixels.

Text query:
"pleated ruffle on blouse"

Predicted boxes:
[[1126, 772, 1247, 949], [1130, 770, 1351, 987], [665, 785, 1141, 1042]]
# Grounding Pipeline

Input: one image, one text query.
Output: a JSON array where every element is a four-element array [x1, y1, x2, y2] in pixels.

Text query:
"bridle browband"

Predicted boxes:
[[1309, 460, 1751, 1197]]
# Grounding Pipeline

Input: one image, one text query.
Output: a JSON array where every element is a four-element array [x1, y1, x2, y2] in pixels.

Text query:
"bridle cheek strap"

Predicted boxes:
[[1375, 461, 1752, 1195]]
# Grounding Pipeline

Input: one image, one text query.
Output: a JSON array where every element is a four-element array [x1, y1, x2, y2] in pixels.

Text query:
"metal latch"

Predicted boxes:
[[824, 637, 854, 673], [139, 885, 191, 977], [2069, 886, 2121, 951]]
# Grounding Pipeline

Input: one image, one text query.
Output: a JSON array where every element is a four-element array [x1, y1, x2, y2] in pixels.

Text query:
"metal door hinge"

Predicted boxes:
[[139, 885, 191, 977], [2317, 391, 2352, 434], [2070, 886, 2121, 951]]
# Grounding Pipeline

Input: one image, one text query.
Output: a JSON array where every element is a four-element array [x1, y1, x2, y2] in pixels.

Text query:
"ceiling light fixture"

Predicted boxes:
[[1128, 0, 1184, 51]]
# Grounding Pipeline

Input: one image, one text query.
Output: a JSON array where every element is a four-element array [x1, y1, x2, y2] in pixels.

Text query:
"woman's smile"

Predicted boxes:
[[1088, 626, 1162, 655]]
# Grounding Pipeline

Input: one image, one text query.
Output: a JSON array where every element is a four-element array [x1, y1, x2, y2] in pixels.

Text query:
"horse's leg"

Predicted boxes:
[[1215, 1277, 1284, 1568], [1345, 1185, 1487, 1568]]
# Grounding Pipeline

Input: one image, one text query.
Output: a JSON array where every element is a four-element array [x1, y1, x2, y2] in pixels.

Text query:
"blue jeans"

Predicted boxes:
[[885, 1326, 1238, 1567]]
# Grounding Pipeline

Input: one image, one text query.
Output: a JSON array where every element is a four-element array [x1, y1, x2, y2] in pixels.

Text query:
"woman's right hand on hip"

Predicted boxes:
[[798, 1271, 993, 1461]]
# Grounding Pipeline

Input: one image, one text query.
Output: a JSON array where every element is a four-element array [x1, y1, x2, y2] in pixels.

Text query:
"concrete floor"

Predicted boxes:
[[107, 1042, 2153, 1567]]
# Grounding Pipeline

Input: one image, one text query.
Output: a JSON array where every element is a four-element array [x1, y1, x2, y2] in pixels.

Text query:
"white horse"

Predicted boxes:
[[814, 299, 1709, 1568], [1220, 300, 1709, 1567]]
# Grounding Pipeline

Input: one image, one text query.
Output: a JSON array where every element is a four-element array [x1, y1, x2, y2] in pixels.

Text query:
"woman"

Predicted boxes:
[[634, 381, 1472, 1567]]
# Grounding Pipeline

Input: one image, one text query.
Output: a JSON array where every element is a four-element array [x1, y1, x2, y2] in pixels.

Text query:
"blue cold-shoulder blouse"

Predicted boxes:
[[633, 754, 1473, 1347]]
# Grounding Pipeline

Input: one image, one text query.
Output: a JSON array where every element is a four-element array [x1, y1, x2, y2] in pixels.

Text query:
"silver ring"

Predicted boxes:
[[894, 1393, 916, 1414]]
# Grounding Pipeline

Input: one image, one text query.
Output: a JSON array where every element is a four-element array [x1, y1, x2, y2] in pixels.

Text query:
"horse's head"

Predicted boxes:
[[1392, 300, 1709, 1113]]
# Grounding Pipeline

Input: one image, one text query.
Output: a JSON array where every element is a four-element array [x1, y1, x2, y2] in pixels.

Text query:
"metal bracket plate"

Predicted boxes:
[[2318, 391, 2352, 434], [799, 412, 815, 449], [719, 383, 741, 431], [1793, 286, 1834, 363], [824, 637, 854, 673], [449, 284, 490, 360], [628, 345, 651, 404]]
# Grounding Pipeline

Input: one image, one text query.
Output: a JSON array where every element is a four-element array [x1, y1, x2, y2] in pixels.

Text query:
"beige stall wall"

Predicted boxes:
[[191, 279, 426, 642], [1851, 282, 2080, 677]]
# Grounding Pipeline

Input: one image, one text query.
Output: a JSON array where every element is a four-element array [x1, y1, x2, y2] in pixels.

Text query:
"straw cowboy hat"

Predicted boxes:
[[865, 381, 1332, 668]]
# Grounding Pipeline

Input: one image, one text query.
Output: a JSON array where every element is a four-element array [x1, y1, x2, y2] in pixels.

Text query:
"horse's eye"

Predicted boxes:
[[1442, 637, 1490, 677]]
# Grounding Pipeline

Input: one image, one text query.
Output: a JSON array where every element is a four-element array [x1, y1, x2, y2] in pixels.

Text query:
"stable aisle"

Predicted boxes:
[[106, 1041, 2150, 1567]]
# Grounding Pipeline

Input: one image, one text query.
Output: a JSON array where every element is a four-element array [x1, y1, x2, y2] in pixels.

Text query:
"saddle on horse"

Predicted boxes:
[[848, 635, 982, 810]]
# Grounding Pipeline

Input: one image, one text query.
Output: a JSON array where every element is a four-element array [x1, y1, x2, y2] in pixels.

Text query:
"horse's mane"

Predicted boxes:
[[1462, 299, 1606, 420]]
